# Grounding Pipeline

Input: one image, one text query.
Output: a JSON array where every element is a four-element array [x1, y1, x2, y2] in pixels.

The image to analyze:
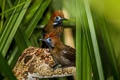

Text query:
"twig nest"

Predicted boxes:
[[13, 47, 76, 80]]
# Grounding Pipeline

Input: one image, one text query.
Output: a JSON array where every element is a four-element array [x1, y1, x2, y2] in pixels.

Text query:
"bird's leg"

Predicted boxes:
[[50, 54, 62, 70]]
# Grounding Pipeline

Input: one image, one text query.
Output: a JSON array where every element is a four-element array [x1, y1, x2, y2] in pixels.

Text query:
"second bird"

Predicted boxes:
[[40, 32, 76, 67]]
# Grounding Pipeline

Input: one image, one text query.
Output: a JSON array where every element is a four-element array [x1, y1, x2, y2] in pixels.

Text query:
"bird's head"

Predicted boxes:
[[50, 10, 67, 27], [39, 32, 62, 50]]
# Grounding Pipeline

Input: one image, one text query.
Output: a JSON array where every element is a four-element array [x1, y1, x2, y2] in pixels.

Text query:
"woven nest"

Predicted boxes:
[[13, 47, 76, 80]]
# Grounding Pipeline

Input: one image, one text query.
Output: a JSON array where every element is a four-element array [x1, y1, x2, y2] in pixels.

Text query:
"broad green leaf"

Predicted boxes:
[[92, 12, 120, 80], [76, 0, 105, 79], [25, 0, 51, 38], [0, 53, 16, 80], [84, 0, 105, 79]]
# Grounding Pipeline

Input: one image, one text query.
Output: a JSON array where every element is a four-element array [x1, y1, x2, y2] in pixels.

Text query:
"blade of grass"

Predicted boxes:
[[86, 49, 92, 80], [77, 0, 105, 79], [8, 0, 51, 67], [0, 0, 5, 32], [0, 0, 13, 36], [2, 0, 13, 18], [80, 30, 92, 80], [82, 35, 87, 80], [8, 25, 31, 68], [0, 53, 16, 80], [76, 0, 82, 79], [31, 29, 43, 47], [84, 0, 105, 79], [6, 0, 13, 8], [15, 27, 31, 51], [25, 0, 51, 38], [8, 0, 51, 68], [82, 34, 92, 80], [0, 1, 29, 16], [13, 26, 31, 67], [1, 0, 31, 57], [96, 15, 120, 79], [23, 0, 43, 24], [0, 0, 22, 56], [30, 31, 42, 47], [78, 0, 99, 79], [82, 15, 100, 80], [8, 46, 18, 66]]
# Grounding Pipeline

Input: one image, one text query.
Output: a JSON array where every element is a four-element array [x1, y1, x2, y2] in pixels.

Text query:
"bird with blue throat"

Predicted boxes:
[[39, 32, 76, 68]]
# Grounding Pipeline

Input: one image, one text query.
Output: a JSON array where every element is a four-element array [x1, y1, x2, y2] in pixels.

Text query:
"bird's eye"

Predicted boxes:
[[47, 38, 52, 42], [56, 16, 59, 20], [55, 16, 61, 21]]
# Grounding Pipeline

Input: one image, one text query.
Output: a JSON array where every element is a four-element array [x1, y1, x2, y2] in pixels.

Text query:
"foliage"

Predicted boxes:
[[0, 0, 120, 80]]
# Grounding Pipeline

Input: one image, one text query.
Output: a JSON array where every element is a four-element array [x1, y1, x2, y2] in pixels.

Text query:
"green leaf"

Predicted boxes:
[[82, 34, 92, 80], [84, 0, 105, 79], [23, 0, 43, 24], [0, 0, 22, 57], [76, 0, 105, 80], [8, 0, 51, 68], [92, 12, 120, 79], [1, 0, 32, 57], [100, 20, 120, 79], [0, 0, 29, 16], [0, 0, 5, 32], [8, 46, 19, 67], [76, 0, 82, 80], [15, 27, 31, 51], [25, 0, 51, 38], [0, 53, 16, 80]]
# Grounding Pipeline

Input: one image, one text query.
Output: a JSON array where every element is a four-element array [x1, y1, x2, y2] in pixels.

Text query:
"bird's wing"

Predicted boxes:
[[61, 45, 76, 62]]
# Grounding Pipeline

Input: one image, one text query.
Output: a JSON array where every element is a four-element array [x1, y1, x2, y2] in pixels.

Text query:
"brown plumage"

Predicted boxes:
[[42, 10, 67, 48], [44, 10, 67, 36], [40, 32, 76, 67]]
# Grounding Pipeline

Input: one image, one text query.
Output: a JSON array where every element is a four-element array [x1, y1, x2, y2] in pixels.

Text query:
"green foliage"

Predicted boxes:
[[0, 53, 16, 80], [0, 0, 120, 80], [76, 0, 120, 80], [0, 0, 51, 79]]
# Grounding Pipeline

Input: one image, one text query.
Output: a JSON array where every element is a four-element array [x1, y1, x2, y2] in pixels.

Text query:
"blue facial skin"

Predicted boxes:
[[46, 38, 54, 49], [53, 16, 63, 27], [55, 16, 62, 22], [46, 38, 52, 43]]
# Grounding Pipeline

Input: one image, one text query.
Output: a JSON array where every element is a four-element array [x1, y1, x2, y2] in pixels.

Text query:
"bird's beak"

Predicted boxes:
[[61, 18, 68, 21], [53, 17, 68, 26], [39, 38, 46, 42]]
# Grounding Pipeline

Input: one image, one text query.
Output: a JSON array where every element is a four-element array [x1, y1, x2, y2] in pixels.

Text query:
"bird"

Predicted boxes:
[[41, 10, 67, 48], [43, 10, 67, 36], [39, 32, 76, 67]]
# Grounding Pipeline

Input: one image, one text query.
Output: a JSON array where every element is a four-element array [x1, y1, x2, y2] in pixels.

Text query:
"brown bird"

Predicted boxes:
[[42, 10, 67, 48], [43, 10, 67, 36], [40, 32, 76, 67]]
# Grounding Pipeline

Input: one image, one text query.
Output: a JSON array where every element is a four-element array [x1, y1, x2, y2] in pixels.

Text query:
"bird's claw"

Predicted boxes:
[[52, 63, 62, 70]]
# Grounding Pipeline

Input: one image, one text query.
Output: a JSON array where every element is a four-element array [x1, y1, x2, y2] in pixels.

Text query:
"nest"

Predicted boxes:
[[13, 47, 76, 80]]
